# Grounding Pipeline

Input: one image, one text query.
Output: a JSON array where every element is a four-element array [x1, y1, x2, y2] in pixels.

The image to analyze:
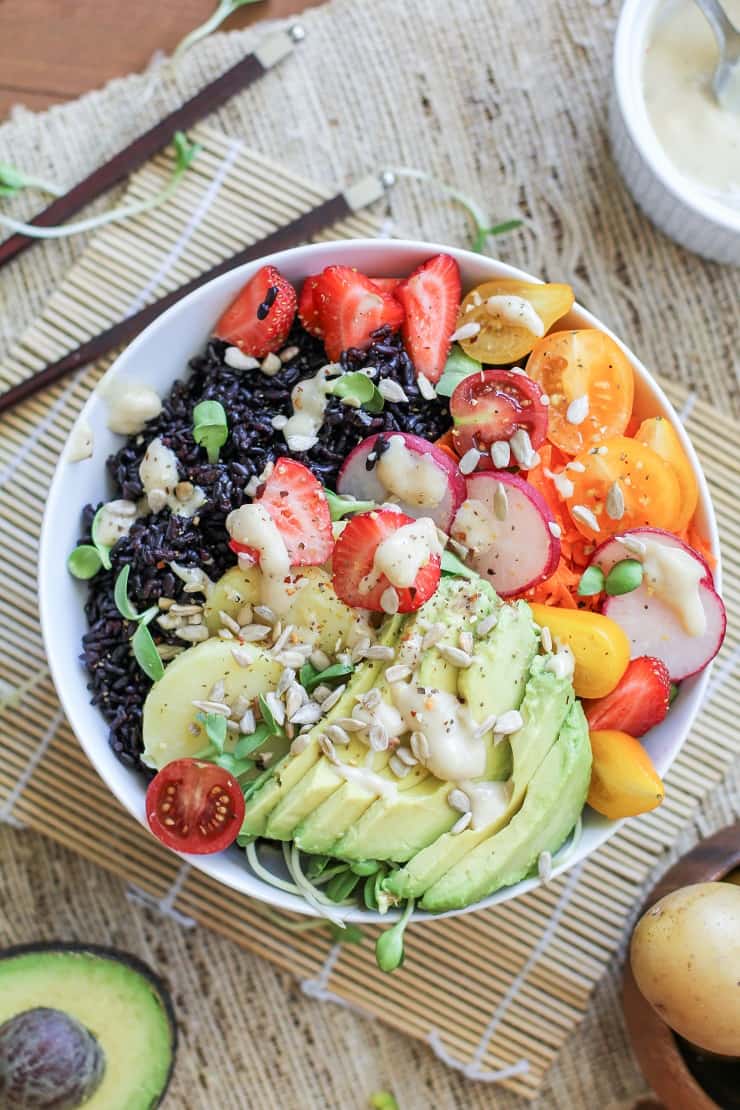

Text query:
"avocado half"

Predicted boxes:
[[0, 943, 176, 1110]]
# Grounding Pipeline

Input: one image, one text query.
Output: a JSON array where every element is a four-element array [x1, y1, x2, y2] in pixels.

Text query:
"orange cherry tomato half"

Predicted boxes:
[[456, 279, 574, 365], [634, 416, 699, 532], [565, 435, 681, 542], [146, 758, 245, 854], [525, 329, 635, 456]]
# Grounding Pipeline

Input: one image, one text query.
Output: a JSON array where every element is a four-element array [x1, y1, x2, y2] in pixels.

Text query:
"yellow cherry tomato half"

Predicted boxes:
[[634, 416, 699, 532], [456, 278, 574, 365], [529, 604, 630, 699], [525, 329, 635, 455], [587, 729, 665, 819], [565, 435, 681, 542]]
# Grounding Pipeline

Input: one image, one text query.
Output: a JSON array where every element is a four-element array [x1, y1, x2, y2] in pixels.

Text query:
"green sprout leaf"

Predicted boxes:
[[302, 661, 354, 693], [471, 218, 524, 254], [605, 558, 643, 597], [214, 751, 256, 778], [577, 564, 606, 597], [196, 712, 228, 753], [113, 565, 140, 621], [235, 722, 272, 758], [241, 764, 276, 802], [305, 855, 331, 880], [0, 131, 200, 240], [440, 549, 477, 581], [434, 344, 482, 398], [90, 506, 113, 570], [375, 897, 415, 973], [350, 859, 381, 877], [369, 1094, 400, 1110], [324, 868, 361, 903], [66, 545, 103, 580], [323, 488, 377, 521], [132, 621, 165, 683], [192, 399, 228, 463], [257, 693, 284, 738], [327, 372, 384, 413], [669, 682, 679, 705], [0, 161, 63, 198], [172, 0, 264, 64]]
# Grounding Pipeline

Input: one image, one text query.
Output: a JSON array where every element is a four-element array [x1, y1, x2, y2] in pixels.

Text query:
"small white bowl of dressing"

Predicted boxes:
[[611, 0, 740, 264]]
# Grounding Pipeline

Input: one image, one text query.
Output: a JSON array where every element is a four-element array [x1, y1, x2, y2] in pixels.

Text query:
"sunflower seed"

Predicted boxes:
[[495, 709, 524, 735], [416, 372, 437, 400], [548, 521, 562, 538], [571, 504, 600, 532], [290, 702, 323, 726], [450, 812, 472, 835], [410, 731, 430, 762], [231, 646, 252, 667], [285, 685, 305, 721], [476, 611, 499, 637], [271, 623, 295, 655], [493, 482, 509, 521], [279, 345, 300, 362], [276, 651, 308, 669], [366, 644, 395, 661], [218, 628, 234, 641], [210, 680, 225, 703], [368, 724, 389, 751], [541, 626, 553, 653], [157, 613, 185, 631], [158, 597, 175, 610], [176, 625, 209, 643], [380, 587, 400, 615], [566, 459, 586, 473], [192, 699, 231, 717], [351, 636, 372, 662], [447, 538, 469, 559], [224, 346, 259, 370], [239, 624, 272, 642], [359, 688, 382, 710], [319, 684, 347, 713], [385, 664, 411, 684], [238, 708, 256, 734], [326, 724, 351, 746], [171, 603, 203, 616], [438, 644, 473, 668], [277, 667, 296, 696], [566, 394, 589, 425], [538, 850, 553, 883], [318, 735, 338, 762], [448, 788, 471, 813], [218, 610, 241, 635], [389, 754, 411, 777], [311, 684, 331, 704], [459, 448, 481, 475], [422, 623, 446, 650], [510, 428, 539, 469], [473, 715, 498, 740], [309, 648, 331, 671], [449, 321, 481, 342], [378, 379, 409, 403], [253, 605, 277, 624], [605, 481, 625, 521], [618, 534, 647, 555], [335, 718, 368, 733], [396, 746, 417, 767], [236, 604, 253, 627], [459, 630, 474, 655], [290, 736, 309, 755], [261, 352, 282, 376], [491, 440, 511, 468], [264, 692, 286, 727]]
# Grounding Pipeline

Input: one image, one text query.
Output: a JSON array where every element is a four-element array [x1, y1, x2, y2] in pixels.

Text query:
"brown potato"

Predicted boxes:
[[630, 881, 740, 1056]]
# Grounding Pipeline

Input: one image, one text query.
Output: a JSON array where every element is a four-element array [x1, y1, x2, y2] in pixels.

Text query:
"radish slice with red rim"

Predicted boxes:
[[451, 471, 561, 597], [591, 528, 725, 680], [336, 432, 466, 532]]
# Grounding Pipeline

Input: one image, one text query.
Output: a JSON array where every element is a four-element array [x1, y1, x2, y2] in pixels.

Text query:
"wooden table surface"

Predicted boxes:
[[0, 0, 320, 121]]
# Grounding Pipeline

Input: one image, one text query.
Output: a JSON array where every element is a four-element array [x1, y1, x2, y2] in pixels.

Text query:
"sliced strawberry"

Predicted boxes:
[[314, 266, 405, 361], [297, 274, 323, 337], [230, 458, 333, 567], [583, 656, 671, 738], [371, 277, 403, 296], [332, 509, 441, 613], [215, 265, 297, 358], [395, 253, 462, 383]]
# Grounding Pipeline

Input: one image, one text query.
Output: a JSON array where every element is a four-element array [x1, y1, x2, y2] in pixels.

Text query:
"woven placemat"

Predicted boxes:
[[0, 119, 738, 1101]]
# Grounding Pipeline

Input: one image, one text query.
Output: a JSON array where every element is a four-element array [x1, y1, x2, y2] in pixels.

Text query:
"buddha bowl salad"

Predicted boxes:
[[70, 254, 726, 969]]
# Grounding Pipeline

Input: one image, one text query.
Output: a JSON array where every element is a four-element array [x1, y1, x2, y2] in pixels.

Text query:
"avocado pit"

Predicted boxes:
[[0, 1007, 105, 1109]]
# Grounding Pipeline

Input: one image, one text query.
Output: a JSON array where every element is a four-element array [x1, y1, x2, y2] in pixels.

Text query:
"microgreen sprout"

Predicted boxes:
[[323, 488, 377, 521], [440, 549, 477, 581], [605, 558, 643, 597], [577, 564, 605, 597], [90, 506, 113, 570], [669, 682, 679, 705], [434, 344, 482, 398], [327, 372, 384, 413], [0, 162, 63, 199], [387, 166, 522, 254], [172, 0, 264, 64], [192, 399, 229, 463], [325, 869, 362, 903], [66, 545, 103, 580], [375, 897, 415, 972], [300, 660, 354, 693], [369, 1093, 400, 1110], [131, 622, 165, 682], [0, 131, 201, 240], [113, 565, 140, 621]]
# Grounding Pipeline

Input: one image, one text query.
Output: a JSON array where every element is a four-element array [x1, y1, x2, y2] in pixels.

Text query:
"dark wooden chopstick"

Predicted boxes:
[[0, 25, 304, 271], [0, 177, 387, 416]]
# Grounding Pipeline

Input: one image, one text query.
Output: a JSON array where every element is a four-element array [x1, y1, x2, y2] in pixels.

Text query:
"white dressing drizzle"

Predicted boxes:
[[331, 762, 398, 799], [375, 435, 448, 507], [67, 419, 94, 462], [451, 498, 498, 555], [282, 365, 336, 452], [226, 503, 292, 616], [459, 779, 511, 830], [95, 499, 138, 547], [139, 438, 206, 518], [359, 516, 442, 595], [486, 295, 545, 337], [107, 382, 162, 435], [638, 537, 707, 637], [391, 683, 485, 781]]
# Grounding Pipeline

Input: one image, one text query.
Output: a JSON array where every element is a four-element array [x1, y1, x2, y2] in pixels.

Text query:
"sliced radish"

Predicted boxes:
[[591, 528, 725, 680], [451, 471, 561, 597], [337, 432, 466, 532]]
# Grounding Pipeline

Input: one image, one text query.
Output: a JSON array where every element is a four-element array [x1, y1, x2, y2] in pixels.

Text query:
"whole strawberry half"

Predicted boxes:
[[395, 253, 462, 383], [215, 265, 297, 358]]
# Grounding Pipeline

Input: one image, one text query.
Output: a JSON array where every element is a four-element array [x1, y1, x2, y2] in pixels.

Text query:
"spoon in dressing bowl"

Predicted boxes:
[[694, 0, 740, 110]]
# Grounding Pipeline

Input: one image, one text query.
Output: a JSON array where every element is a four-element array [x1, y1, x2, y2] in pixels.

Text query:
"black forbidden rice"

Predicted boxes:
[[81, 322, 451, 771]]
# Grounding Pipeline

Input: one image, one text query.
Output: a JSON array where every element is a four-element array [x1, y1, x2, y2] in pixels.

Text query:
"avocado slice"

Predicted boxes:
[[0, 943, 175, 1109], [420, 700, 592, 912], [240, 615, 404, 838], [328, 596, 538, 864]]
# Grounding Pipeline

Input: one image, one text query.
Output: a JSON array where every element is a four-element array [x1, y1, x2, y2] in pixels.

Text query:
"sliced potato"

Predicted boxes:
[[142, 638, 282, 768], [203, 566, 261, 633], [458, 278, 574, 365]]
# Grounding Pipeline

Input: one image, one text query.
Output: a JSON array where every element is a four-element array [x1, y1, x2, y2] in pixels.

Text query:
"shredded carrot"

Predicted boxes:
[[682, 521, 717, 571], [433, 430, 458, 464]]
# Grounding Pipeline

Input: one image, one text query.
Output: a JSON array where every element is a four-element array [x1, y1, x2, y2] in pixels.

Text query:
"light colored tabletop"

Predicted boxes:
[[0, 0, 321, 120]]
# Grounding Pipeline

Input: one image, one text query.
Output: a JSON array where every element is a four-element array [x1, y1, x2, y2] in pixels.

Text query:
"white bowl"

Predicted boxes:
[[611, 0, 740, 265], [39, 239, 721, 923]]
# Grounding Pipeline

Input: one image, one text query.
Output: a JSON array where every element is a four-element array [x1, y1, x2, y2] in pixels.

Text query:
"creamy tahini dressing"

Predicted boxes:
[[451, 498, 498, 554], [391, 683, 486, 781], [486, 295, 545, 337], [226, 503, 292, 615], [282, 366, 333, 451], [67, 419, 94, 462], [375, 435, 448, 507], [139, 438, 206, 517], [359, 517, 442, 594], [95, 499, 138, 547], [352, 699, 405, 739], [332, 762, 398, 799], [459, 780, 511, 830], [106, 382, 162, 435], [639, 537, 707, 636], [643, 0, 740, 209]]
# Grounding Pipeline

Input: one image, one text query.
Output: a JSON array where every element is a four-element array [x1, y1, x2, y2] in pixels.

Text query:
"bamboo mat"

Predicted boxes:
[[0, 125, 738, 1101]]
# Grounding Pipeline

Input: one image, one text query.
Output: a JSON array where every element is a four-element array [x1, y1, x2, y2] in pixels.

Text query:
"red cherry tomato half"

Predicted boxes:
[[145, 759, 245, 855], [450, 369, 548, 461]]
